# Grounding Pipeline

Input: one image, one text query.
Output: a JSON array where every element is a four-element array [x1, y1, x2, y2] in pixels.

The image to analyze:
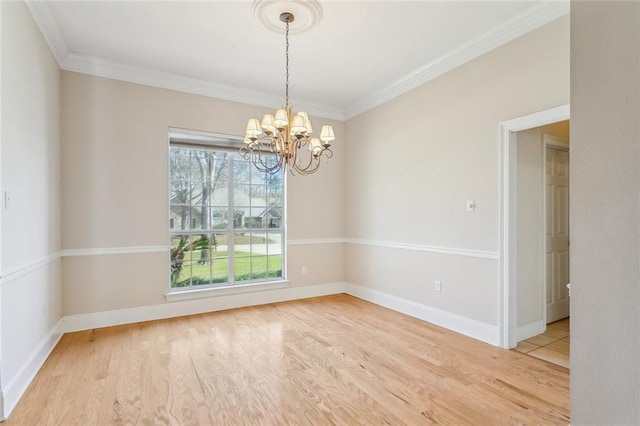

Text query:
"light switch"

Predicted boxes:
[[466, 200, 475, 212]]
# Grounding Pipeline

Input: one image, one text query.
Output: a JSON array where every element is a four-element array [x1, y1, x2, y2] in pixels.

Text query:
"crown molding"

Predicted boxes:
[[25, 1, 68, 66], [25, 1, 343, 120], [61, 52, 345, 121], [343, 1, 570, 119], [60, 54, 344, 120], [26, 1, 568, 123]]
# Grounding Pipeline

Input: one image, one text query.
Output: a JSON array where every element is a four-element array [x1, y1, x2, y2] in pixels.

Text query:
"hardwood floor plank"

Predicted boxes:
[[5, 294, 569, 425]]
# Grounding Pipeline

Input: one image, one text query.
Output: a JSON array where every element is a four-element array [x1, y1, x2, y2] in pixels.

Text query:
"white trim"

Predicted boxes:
[[515, 320, 546, 342], [344, 2, 569, 119], [499, 104, 570, 349], [2, 320, 63, 420], [24, 1, 68, 67], [29, 1, 340, 118], [499, 118, 518, 349], [546, 300, 570, 324], [345, 283, 500, 346], [0, 253, 62, 287], [57, 50, 267, 113], [165, 280, 290, 302], [8, 240, 492, 263], [61, 246, 169, 257], [500, 105, 570, 133], [345, 238, 498, 260], [288, 238, 344, 246], [62, 52, 343, 121], [25, 1, 568, 121], [60, 282, 346, 333]]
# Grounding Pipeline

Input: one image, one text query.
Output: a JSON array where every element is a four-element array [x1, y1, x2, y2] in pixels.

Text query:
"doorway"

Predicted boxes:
[[499, 105, 570, 349], [544, 137, 570, 323], [513, 127, 570, 341], [514, 317, 570, 367], [511, 131, 571, 368]]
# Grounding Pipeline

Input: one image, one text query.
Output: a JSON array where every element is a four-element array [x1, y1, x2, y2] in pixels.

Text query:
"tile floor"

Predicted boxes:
[[514, 317, 570, 368]]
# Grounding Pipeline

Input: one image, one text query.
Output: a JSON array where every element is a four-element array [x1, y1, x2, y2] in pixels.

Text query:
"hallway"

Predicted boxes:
[[515, 318, 570, 368]]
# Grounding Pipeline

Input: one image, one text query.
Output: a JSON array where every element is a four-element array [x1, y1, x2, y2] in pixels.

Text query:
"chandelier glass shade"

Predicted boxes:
[[241, 12, 335, 175]]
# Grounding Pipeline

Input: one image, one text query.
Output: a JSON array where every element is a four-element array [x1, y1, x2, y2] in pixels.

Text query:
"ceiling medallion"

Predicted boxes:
[[252, 0, 323, 34], [242, 8, 335, 176]]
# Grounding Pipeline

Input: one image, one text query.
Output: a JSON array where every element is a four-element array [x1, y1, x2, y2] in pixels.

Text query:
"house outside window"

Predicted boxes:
[[169, 130, 285, 289]]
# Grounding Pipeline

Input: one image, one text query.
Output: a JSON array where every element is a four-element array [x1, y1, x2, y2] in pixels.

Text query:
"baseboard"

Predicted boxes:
[[0, 389, 4, 422], [60, 282, 347, 333], [345, 283, 500, 346], [2, 320, 63, 420], [546, 301, 569, 324], [515, 320, 546, 342]]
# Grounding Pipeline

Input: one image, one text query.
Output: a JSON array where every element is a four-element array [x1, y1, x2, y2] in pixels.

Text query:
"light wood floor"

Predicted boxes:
[[5, 295, 569, 425]]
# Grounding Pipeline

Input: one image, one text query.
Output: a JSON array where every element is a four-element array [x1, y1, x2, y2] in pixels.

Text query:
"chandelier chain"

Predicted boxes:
[[285, 20, 289, 108]]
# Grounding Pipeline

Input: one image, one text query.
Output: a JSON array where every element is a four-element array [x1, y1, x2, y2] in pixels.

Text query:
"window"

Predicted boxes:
[[169, 130, 285, 289]]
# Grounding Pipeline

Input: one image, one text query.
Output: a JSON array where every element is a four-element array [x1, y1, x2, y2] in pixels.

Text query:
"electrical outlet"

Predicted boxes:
[[435, 280, 442, 292], [302, 266, 308, 274]]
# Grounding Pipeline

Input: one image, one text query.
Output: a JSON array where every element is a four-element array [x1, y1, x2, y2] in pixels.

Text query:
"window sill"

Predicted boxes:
[[165, 280, 290, 302]]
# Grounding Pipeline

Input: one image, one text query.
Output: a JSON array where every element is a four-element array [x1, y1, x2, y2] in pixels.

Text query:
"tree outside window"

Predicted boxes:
[[169, 137, 285, 288]]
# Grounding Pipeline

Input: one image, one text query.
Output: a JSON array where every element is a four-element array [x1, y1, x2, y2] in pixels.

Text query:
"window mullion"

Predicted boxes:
[[206, 155, 217, 284], [248, 169, 253, 280], [227, 154, 235, 284]]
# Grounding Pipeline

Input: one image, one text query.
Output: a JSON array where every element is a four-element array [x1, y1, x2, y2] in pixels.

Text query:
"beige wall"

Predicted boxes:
[[61, 72, 344, 315], [0, 1, 62, 416], [344, 16, 569, 326], [571, 2, 640, 423], [515, 121, 569, 329], [7, 1, 640, 421]]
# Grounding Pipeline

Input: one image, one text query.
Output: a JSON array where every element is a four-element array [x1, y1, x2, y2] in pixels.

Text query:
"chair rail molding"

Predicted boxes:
[[0, 252, 62, 287], [61, 246, 169, 257], [345, 238, 498, 260]]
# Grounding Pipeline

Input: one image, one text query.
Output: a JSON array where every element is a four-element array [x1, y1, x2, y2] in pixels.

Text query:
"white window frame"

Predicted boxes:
[[166, 128, 288, 302]]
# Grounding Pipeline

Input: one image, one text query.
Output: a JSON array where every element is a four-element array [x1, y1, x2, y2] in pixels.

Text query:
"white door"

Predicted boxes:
[[546, 144, 570, 323]]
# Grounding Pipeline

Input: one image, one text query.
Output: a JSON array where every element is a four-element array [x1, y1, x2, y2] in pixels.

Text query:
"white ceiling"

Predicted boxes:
[[27, 1, 569, 120]]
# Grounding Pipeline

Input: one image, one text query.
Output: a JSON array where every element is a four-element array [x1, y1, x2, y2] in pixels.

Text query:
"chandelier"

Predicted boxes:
[[241, 12, 335, 175]]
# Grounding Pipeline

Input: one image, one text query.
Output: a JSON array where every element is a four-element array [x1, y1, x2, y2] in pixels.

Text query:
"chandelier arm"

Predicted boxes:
[[295, 157, 321, 175], [291, 137, 306, 173], [304, 147, 333, 175], [241, 141, 283, 174], [292, 145, 318, 175], [322, 147, 334, 159], [240, 145, 265, 172]]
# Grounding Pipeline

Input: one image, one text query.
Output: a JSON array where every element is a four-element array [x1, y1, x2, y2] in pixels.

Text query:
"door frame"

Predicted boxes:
[[498, 104, 570, 349]]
